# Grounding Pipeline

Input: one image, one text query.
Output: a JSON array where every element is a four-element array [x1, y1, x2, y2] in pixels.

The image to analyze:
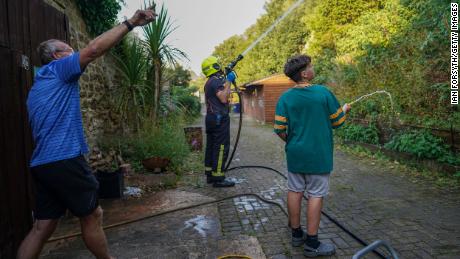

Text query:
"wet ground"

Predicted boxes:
[[41, 114, 460, 258]]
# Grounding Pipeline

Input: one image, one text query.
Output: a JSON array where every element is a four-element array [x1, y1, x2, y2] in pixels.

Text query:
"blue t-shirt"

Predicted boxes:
[[27, 52, 88, 167]]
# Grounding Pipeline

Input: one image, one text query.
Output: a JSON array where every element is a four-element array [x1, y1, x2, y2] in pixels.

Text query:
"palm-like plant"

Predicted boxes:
[[113, 37, 148, 131], [142, 2, 187, 123]]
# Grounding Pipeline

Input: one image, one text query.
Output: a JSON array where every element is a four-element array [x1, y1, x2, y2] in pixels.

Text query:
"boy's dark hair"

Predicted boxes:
[[284, 55, 311, 82]]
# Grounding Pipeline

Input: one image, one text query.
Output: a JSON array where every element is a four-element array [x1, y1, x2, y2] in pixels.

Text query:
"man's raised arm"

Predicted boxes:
[[79, 8, 157, 68]]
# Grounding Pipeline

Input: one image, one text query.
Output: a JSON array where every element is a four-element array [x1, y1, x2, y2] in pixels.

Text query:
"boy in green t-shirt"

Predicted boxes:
[[274, 55, 350, 257]]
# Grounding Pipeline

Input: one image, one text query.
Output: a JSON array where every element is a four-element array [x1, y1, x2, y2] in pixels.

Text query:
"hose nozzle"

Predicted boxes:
[[225, 54, 244, 74]]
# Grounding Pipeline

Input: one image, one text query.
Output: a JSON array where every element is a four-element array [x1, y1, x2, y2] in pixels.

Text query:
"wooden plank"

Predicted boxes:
[[61, 12, 67, 40], [0, 48, 32, 259], [50, 7, 59, 38], [0, 47, 15, 259], [64, 15, 70, 42], [28, 0, 43, 66], [0, 0, 9, 47], [5, 50, 33, 255], [28, 0, 68, 66], [20, 0, 31, 56], [7, 0, 26, 51], [57, 12, 63, 41]]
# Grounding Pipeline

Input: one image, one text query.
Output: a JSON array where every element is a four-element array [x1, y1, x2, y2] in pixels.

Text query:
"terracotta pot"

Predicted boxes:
[[142, 157, 171, 173]]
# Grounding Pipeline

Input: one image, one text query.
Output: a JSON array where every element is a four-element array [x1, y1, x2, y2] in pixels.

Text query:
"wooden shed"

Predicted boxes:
[[241, 74, 295, 124]]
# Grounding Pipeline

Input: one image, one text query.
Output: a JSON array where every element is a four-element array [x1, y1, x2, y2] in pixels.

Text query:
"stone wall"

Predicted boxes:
[[45, 0, 123, 150]]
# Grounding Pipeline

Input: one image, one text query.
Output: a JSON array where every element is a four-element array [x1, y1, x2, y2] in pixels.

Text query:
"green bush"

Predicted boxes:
[[172, 86, 201, 117], [336, 123, 380, 144], [384, 130, 459, 165], [101, 114, 191, 172], [76, 0, 124, 36], [213, 0, 459, 130]]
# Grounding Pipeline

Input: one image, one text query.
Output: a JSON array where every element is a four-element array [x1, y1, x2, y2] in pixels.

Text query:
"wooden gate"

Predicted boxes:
[[0, 0, 68, 257]]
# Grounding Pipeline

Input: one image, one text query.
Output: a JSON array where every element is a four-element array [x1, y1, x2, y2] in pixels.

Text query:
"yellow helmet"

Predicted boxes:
[[201, 56, 221, 77]]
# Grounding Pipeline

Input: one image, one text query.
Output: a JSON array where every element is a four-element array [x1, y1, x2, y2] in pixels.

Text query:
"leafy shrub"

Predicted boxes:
[[384, 130, 459, 165], [212, 0, 459, 130], [76, 0, 124, 36], [336, 123, 380, 145], [172, 86, 201, 116], [101, 114, 191, 172]]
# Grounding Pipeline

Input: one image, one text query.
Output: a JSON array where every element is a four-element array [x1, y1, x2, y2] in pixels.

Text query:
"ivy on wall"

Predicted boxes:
[[76, 0, 124, 36]]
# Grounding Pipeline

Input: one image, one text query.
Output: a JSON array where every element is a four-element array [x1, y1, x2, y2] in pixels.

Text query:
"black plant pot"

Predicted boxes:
[[95, 169, 124, 199]]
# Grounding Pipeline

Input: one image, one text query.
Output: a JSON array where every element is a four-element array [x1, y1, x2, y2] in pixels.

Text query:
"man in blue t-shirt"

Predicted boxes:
[[18, 8, 156, 259]]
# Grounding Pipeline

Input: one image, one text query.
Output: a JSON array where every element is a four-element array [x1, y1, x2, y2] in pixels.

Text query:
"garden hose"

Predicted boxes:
[[224, 89, 243, 171], [217, 255, 252, 259]]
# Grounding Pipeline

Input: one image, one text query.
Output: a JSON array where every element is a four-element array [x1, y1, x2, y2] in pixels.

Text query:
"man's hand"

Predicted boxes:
[[128, 8, 157, 27], [277, 132, 287, 142], [79, 7, 157, 68]]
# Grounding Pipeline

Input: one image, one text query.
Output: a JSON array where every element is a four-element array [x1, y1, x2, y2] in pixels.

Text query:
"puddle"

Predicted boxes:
[[233, 196, 270, 213], [260, 183, 284, 200], [124, 186, 142, 197], [226, 177, 246, 184], [179, 215, 216, 238]]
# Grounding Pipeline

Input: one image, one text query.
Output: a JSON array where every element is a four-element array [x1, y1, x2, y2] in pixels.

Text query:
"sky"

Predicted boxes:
[[119, 0, 267, 75]]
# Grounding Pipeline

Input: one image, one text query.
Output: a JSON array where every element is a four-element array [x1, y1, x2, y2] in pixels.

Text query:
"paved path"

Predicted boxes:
[[42, 115, 460, 258]]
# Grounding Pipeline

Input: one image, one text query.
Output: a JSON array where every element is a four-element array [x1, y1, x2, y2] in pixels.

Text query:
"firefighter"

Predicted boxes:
[[201, 56, 236, 187]]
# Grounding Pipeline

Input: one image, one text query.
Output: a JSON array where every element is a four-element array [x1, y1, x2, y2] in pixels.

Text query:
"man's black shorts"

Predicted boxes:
[[31, 155, 99, 220]]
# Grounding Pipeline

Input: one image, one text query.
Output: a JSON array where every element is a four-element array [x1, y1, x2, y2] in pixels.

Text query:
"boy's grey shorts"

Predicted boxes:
[[287, 172, 330, 197]]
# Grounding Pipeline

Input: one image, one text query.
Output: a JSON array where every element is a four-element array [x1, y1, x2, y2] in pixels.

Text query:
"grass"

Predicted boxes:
[[177, 151, 206, 188]]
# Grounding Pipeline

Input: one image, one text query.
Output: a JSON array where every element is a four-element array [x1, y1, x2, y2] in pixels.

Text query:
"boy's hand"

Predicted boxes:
[[277, 132, 287, 142], [342, 103, 351, 114]]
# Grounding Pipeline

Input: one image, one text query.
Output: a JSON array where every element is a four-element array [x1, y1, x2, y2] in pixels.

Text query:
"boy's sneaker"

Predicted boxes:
[[292, 229, 306, 247], [303, 242, 336, 257]]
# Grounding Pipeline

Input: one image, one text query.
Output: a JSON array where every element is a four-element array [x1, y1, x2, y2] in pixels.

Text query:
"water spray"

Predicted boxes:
[[223, 0, 307, 171], [243, 0, 306, 56], [349, 90, 401, 128], [225, 0, 306, 73], [349, 90, 394, 111]]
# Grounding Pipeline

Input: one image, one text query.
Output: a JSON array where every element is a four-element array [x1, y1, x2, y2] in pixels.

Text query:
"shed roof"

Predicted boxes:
[[243, 74, 296, 89]]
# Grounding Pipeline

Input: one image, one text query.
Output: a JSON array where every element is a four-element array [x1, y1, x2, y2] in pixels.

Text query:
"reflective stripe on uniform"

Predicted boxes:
[[213, 144, 225, 177]]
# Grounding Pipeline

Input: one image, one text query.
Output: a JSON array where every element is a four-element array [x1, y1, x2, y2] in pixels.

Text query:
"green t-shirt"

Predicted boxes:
[[274, 85, 346, 174]]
